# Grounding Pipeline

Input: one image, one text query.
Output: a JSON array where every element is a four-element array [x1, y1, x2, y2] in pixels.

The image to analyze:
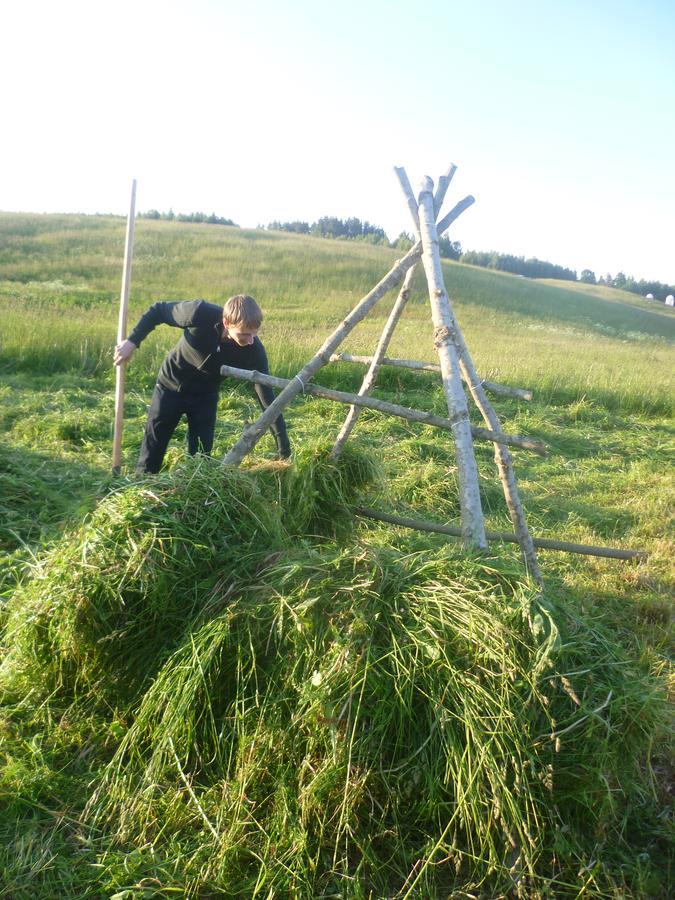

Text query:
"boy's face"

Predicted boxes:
[[223, 319, 258, 347]]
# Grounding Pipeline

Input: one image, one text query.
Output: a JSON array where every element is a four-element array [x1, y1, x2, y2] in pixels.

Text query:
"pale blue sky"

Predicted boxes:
[[2, 0, 674, 283]]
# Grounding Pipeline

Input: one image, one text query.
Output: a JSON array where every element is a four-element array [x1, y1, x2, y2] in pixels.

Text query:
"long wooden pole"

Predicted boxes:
[[445, 304, 543, 583], [330, 263, 417, 460], [219, 366, 546, 454], [354, 507, 647, 561], [417, 177, 487, 549], [396, 166, 542, 583], [329, 353, 533, 401], [112, 179, 137, 475]]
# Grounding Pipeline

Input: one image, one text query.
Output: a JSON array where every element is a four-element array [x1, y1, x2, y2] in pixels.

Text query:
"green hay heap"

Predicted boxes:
[[0, 449, 665, 897]]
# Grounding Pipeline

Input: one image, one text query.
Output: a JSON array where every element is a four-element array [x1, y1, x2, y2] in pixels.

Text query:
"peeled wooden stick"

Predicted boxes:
[[330, 263, 418, 460], [219, 365, 547, 453], [354, 507, 648, 561], [329, 353, 533, 401], [416, 176, 487, 550], [112, 178, 137, 475]]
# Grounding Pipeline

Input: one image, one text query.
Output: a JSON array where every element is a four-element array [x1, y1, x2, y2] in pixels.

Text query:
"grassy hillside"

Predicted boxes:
[[0, 212, 673, 897], [1, 212, 673, 409]]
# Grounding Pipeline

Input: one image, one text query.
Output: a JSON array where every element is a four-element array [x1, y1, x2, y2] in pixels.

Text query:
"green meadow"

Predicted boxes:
[[0, 212, 673, 897]]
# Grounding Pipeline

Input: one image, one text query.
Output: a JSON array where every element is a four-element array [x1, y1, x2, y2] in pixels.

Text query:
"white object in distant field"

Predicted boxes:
[[666, 295, 675, 306], [645, 293, 654, 299]]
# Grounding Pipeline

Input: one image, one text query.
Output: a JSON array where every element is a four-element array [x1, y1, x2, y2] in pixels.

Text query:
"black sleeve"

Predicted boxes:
[[127, 300, 207, 347], [250, 341, 291, 458]]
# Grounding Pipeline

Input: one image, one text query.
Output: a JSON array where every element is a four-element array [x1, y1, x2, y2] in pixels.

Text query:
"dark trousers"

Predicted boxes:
[[136, 384, 219, 474]]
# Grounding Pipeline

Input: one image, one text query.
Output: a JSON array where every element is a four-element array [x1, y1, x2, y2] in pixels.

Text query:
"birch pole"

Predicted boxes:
[[330, 263, 417, 460], [417, 177, 487, 550], [433, 164, 457, 217], [397, 166, 542, 582], [354, 507, 647, 561], [441, 299, 543, 583], [222, 244, 420, 465], [219, 365, 546, 454], [112, 179, 137, 475], [329, 354, 533, 401]]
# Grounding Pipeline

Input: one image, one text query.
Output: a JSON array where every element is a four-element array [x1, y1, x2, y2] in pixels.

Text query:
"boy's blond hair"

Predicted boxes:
[[223, 294, 263, 329]]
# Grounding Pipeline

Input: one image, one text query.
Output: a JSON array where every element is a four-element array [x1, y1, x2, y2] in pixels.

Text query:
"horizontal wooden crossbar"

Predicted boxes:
[[330, 353, 533, 401], [354, 506, 647, 561], [220, 365, 547, 455]]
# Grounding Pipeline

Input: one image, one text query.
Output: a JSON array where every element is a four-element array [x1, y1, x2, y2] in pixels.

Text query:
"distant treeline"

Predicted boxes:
[[138, 210, 674, 299], [266, 219, 463, 260], [267, 216, 389, 245], [461, 250, 577, 282], [580, 270, 675, 303], [140, 210, 238, 226]]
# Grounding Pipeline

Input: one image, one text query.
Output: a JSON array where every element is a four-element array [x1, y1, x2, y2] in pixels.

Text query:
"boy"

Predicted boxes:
[[114, 294, 290, 473]]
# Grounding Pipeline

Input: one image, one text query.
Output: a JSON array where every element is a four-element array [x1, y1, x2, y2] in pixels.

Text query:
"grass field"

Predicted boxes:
[[0, 212, 673, 897]]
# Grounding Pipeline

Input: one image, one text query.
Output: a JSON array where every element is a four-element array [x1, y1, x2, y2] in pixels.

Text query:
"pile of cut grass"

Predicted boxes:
[[0, 450, 667, 897]]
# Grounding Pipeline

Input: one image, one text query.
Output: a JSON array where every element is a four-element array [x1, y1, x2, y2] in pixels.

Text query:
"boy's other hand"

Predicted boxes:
[[114, 339, 137, 366]]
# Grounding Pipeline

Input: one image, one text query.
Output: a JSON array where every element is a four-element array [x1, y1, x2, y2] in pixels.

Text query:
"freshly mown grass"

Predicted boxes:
[[0, 212, 672, 897], [0, 456, 668, 897]]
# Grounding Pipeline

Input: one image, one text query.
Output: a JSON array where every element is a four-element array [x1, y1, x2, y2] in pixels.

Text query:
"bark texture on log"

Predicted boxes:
[[329, 353, 534, 401], [456, 335, 542, 583], [219, 366, 546, 453], [330, 166, 475, 462], [354, 507, 647, 561], [417, 176, 487, 550]]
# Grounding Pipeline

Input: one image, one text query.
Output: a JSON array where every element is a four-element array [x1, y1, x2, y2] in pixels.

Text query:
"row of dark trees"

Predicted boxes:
[[461, 250, 578, 282], [266, 219, 463, 259], [267, 217, 389, 245], [140, 210, 238, 226], [138, 210, 674, 299], [579, 269, 674, 303]]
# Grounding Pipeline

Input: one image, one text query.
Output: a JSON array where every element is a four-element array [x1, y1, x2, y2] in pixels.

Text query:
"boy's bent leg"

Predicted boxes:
[[137, 384, 183, 473], [186, 392, 219, 455]]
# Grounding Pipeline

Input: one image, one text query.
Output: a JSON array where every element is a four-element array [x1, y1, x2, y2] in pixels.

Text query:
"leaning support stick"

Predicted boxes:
[[397, 165, 542, 584], [330, 263, 417, 460], [354, 507, 647, 561], [219, 366, 546, 454], [329, 353, 533, 401], [417, 176, 487, 550], [112, 178, 137, 475]]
